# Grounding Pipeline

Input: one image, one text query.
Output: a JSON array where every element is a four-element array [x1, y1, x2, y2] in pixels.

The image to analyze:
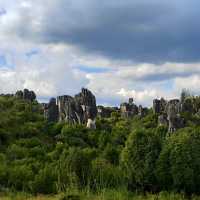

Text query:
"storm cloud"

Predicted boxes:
[[2, 0, 200, 63], [0, 0, 200, 106]]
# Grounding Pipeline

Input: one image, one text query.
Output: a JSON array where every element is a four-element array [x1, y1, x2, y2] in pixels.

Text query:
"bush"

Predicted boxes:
[[156, 128, 200, 193], [102, 144, 120, 165], [6, 144, 27, 161], [8, 165, 34, 191], [121, 128, 161, 191], [111, 120, 130, 146], [56, 147, 93, 191], [0, 153, 8, 186], [31, 164, 57, 194], [90, 158, 124, 190]]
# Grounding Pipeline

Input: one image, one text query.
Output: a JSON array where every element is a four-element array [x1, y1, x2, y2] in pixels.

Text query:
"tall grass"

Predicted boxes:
[[1, 190, 200, 200]]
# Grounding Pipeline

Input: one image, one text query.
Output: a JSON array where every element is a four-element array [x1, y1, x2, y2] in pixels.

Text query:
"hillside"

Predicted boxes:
[[0, 91, 200, 199]]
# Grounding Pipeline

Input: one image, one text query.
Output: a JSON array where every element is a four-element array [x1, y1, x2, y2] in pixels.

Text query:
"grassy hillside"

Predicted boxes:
[[0, 95, 200, 198]]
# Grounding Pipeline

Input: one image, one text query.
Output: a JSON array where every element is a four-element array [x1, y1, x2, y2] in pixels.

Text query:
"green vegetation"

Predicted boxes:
[[1, 190, 200, 200], [0, 95, 200, 199]]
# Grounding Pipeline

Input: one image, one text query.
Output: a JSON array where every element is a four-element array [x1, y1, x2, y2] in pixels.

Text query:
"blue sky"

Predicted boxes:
[[77, 66, 110, 73], [0, 0, 200, 106], [25, 49, 40, 58], [0, 55, 7, 66]]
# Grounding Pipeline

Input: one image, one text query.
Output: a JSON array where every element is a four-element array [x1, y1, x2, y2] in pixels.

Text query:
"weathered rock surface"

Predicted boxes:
[[138, 105, 148, 117], [166, 99, 185, 132], [75, 88, 97, 121], [120, 98, 138, 118], [44, 88, 97, 128], [153, 98, 167, 114], [97, 106, 118, 118], [120, 98, 148, 119], [86, 119, 96, 129], [153, 98, 185, 132], [43, 98, 59, 122], [57, 95, 84, 124], [158, 114, 168, 126]]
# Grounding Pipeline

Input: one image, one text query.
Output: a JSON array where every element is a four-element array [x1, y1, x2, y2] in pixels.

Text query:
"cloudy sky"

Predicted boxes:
[[0, 0, 200, 106]]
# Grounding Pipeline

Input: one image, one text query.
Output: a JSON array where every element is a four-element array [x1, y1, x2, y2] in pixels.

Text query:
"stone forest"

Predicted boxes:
[[1, 88, 200, 200], [14, 87, 199, 133]]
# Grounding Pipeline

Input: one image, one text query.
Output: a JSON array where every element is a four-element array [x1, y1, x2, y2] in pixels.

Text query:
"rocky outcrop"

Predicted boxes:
[[87, 119, 96, 129], [120, 98, 138, 118], [74, 88, 97, 121], [154, 98, 185, 132], [153, 98, 167, 114], [120, 98, 148, 119], [158, 114, 168, 126], [57, 95, 84, 124], [166, 99, 184, 132], [43, 98, 59, 122], [15, 89, 36, 102], [97, 106, 118, 118], [44, 88, 97, 129], [138, 105, 148, 117]]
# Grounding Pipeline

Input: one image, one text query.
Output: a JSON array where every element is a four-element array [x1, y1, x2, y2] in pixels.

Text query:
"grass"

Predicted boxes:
[[1, 190, 200, 200]]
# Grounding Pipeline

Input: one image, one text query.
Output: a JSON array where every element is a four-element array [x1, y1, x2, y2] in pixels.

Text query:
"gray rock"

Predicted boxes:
[[44, 98, 59, 122], [153, 99, 161, 114], [166, 99, 183, 132], [158, 114, 168, 126], [153, 98, 167, 114], [86, 119, 96, 129], [97, 106, 115, 118], [55, 88, 97, 128], [57, 95, 84, 124], [75, 88, 97, 121], [153, 98, 185, 132], [129, 98, 134, 104], [120, 99, 138, 118], [138, 105, 148, 117]]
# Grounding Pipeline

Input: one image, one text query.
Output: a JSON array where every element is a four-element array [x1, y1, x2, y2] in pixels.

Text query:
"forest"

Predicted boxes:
[[0, 93, 200, 200]]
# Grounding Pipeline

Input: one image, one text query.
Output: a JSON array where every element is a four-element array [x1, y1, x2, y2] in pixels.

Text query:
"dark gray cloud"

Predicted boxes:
[[3, 0, 200, 63]]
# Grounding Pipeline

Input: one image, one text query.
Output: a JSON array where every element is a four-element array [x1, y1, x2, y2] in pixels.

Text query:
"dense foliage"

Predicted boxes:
[[1, 95, 200, 195]]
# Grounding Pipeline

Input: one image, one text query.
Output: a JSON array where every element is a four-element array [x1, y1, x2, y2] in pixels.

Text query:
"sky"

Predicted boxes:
[[0, 0, 200, 107]]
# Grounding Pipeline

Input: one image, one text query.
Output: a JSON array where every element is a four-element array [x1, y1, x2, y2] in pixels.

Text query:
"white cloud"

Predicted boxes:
[[0, 0, 200, 107], [174, 75, 200, 94], [0, 37, 88, 98], [117, 88, 157, 102]]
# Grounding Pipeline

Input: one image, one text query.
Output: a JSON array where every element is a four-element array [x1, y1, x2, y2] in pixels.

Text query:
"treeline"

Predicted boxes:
[[0, 95, 200, 195]]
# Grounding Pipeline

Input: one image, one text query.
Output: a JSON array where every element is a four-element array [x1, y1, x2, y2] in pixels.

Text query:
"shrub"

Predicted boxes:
[[90, 158, 124, 190], [156, 128, 200, 193], [8, 165, 34, 191], [31, 164, 57, 194], [102, 144, 120, 165], [56, 147, 93, 191], [121, 128, 161, 191]]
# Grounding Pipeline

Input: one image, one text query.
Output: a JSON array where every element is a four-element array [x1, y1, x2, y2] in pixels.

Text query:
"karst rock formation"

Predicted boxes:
[[44, 88, 97, 129]]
